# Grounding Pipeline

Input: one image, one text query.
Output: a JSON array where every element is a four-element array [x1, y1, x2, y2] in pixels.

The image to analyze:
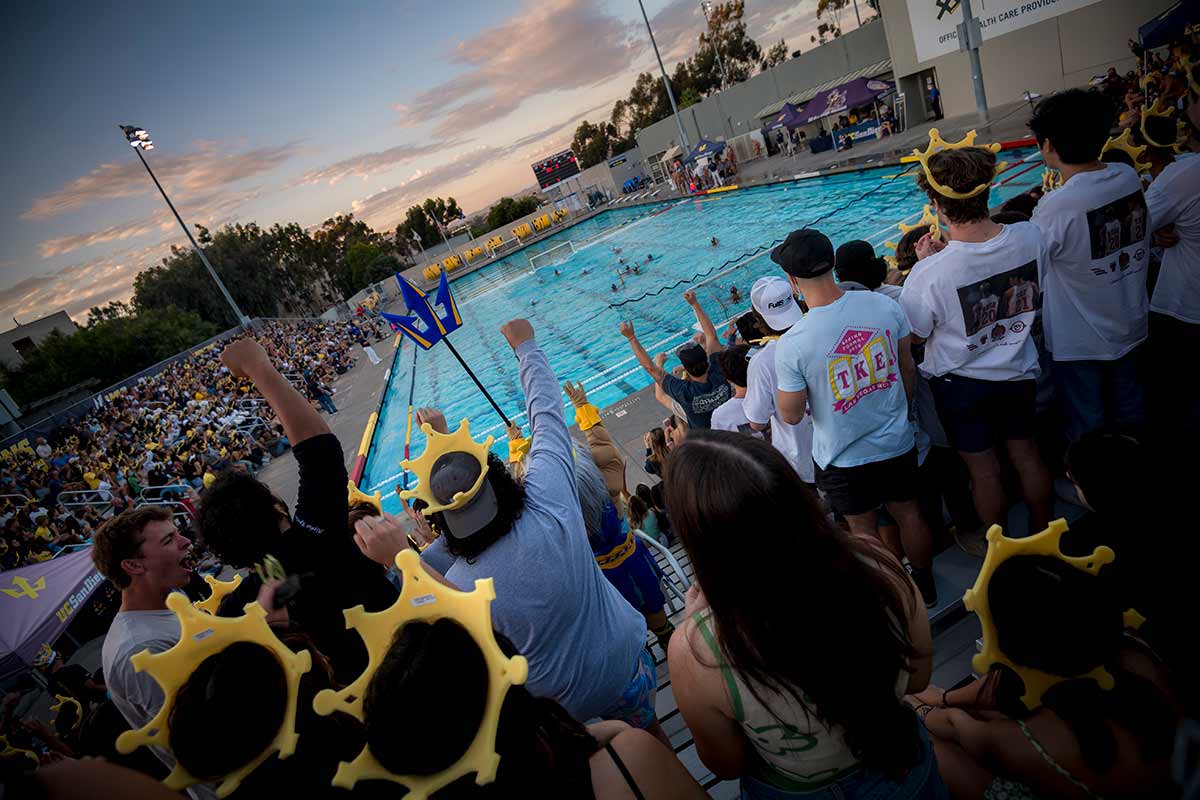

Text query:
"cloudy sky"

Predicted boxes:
[[0, 0, 860, 331]]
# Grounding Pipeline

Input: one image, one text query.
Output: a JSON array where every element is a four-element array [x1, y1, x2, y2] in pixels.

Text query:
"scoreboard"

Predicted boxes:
[[531, 150, 581, 190]]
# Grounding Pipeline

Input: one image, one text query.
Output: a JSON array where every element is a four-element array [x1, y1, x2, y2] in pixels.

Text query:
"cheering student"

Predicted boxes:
[[621, 290, 731, 430], [354, 320, 664, 742], [92, 506, 216, 799], [1028, 89, 1151, 440], [771, 229, 937, 607], [900, 146, 1054, 541], [197, 338, 398, 683]]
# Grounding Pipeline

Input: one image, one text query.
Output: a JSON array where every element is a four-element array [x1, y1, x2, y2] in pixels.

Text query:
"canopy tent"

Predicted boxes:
[[1139, 0, 1199, 49], [685, 138, 726, 163], [801, 77, 896, 125], [660, 144, 684, 163], [0, 548, 106, 681], [764, 103, 808, 131]]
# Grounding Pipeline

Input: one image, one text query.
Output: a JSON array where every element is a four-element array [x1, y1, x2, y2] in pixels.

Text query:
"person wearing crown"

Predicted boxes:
[[364, 319, 663, 743]]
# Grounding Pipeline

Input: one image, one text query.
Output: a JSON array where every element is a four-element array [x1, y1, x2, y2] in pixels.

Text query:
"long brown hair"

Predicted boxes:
[[646, 427, 669, 468], [664, 430, 923, 777]]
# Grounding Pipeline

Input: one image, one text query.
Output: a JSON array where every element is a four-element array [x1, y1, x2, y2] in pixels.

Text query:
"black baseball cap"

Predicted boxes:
[[676, 342, 708, 374], [428, 451, 498, 539], [770, 229, 835, 278]]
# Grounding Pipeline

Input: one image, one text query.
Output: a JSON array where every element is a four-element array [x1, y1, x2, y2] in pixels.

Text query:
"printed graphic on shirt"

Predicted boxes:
[[956, 260, 1040, 341], [826, 326, 899, 414], [1085, 189, 1148, 260]]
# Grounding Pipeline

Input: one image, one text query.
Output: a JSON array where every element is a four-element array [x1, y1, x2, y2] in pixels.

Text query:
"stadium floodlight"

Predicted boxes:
[[699, 1, 730, 91], [118, 124, 249, 328]]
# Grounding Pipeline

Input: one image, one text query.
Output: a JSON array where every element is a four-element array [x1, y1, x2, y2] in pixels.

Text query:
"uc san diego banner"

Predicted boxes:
[[0, 548, 105, 680], [907, 0, 1103, 63]]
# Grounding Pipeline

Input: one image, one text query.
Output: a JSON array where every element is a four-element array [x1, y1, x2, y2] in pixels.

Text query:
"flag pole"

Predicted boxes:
[[442, 338, 512, 427], [401, 345, 419, 490]]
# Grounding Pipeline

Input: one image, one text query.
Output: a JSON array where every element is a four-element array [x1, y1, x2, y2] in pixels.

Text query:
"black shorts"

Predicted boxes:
[[928, 374, 1036, 454], [814, 447, 920, 517]]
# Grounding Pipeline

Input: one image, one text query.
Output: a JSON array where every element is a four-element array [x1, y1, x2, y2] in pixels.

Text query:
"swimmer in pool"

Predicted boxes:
[[611, 283, 618, 292], [554, 269, 560, 276], [633, 265, 641, 275], [645, 254, 653, 262], [711, 237, 719, 247], [729, 286, 742, 303]]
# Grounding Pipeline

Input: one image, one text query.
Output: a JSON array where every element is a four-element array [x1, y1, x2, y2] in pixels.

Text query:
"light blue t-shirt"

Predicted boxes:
[[774, 290, 914, 469], [421, 339, 645, 722]]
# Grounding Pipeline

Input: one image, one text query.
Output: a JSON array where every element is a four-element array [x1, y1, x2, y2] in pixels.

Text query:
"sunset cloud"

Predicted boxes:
[[23, 141, 301, 219], [294, 139, 465, 186]]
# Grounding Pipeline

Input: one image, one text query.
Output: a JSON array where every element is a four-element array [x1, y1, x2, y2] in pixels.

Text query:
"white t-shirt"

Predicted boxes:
[[742, 339, 816, 483], [102, 606, 216, 800], [710, 394, 754, 434], [1031, 163, 1150, 361], [900, 223, 1043, 382], [775, 291, 914, 470], [1146, 154, 1200, 324]]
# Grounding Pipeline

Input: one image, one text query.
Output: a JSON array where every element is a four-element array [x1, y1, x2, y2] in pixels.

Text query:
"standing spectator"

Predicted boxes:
[[1144, 92, 1200, 431], [928, 82, 943, 120], [665, 431, 942, 799], [900, 146, 1055, 539], [772, 229, 937, 606], [1029, 89, 1151, 440], [620, 290, 730, 430], [744, 276, 816, 485], [709, 345, 754, 434]]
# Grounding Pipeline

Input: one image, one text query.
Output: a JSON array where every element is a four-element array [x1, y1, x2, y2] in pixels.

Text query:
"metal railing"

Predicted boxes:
[[57, 489, 113, 517], [136, 484, 194, 528], [0, 493, 33, 509], [634, 529, 691, 613]]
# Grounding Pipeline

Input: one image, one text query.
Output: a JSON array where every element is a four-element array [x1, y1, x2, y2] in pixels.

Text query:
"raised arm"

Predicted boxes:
[[220, 337, 329, 447], [684, 290, 721, 354], [620, 321, 666, 382], [501, 320, 577, 515]]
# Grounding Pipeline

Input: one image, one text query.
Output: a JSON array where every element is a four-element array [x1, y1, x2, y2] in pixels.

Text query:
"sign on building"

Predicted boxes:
[[906, 0, 1102, 63]]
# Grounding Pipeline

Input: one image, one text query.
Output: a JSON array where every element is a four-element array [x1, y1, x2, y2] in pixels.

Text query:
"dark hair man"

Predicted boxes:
[[198, 338, 397, 681], [93, 505, 213, 797], [620, 290, 730, 429], [1029, 89, 1151, 440], [899, 146, 1054, 544], [771, 229, 937, 606]]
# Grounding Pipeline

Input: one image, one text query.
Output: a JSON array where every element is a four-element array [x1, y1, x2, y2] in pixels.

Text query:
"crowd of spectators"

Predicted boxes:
[[0, 318, 386, 570], [3, 32, 1199, 800]]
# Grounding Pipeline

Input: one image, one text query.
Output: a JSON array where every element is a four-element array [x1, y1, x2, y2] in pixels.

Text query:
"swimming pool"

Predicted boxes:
[[362, 153, 1044, 507]]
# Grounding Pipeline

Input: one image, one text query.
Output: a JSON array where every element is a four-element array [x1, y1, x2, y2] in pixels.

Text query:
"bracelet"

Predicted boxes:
[[941, 687, 950, 708], [915, 703, 935, 722]]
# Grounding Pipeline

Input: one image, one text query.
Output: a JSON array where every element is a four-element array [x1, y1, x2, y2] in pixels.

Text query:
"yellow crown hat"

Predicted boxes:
[[1041, 167, 1063, 193], [1140, 97, 1187, 152], [194, 572, 244, 615], [312, 549, 528, 797], [348, 480, 383, 514], [115, 593, 312, 798], [399, 420, 495, 514], [1101, 128, 1152, 174], [50, 694, 83, 733], [963, 519, 1145, 711], [910, 128, 1006, 200]]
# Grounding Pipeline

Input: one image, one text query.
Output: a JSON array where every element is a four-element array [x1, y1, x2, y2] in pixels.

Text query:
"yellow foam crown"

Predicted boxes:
[[348, 480, 383, 514], [399, 419, 495, 514], [963, 519, 1144, 711], [194, 573, 244, 615], [1041, 167, 1063, 193], [1140, 98, 1186, 152], [312, 549, 528, 797], [116, 593, 312, 798], [1101, 128, 1151, 174], [910, 128, 1005, 200]]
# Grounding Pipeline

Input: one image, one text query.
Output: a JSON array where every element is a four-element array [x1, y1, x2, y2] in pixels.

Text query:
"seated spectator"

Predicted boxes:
[[627, 492, 665, 543], [665, 431, 941, 799], [912, 545, 1178, 798], [620, 290, 730, 430], [1029, 89, 1151, 441], [901, 144, 1054, 542], [643, 427, 669, 477], [772, 229, 937, 606], [743, 277, 816, 485], [362, 619, 707, 798]]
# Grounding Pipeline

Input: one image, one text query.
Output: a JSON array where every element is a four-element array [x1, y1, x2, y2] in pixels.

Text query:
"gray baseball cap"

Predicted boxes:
[[428, 451, 498, 539]]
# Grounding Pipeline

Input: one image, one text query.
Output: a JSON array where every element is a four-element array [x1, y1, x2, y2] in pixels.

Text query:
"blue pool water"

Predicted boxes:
[[363, 154, 1043, 506]]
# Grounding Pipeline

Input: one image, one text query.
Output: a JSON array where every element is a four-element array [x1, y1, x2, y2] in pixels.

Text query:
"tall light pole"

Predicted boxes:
[[119, 125, 249, 328], [637, 0, 690, 155], [700, 1, 730, 91]]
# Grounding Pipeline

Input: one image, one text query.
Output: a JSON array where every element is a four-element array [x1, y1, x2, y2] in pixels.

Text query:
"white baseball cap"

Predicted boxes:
[[750, 276, 803, 332]]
